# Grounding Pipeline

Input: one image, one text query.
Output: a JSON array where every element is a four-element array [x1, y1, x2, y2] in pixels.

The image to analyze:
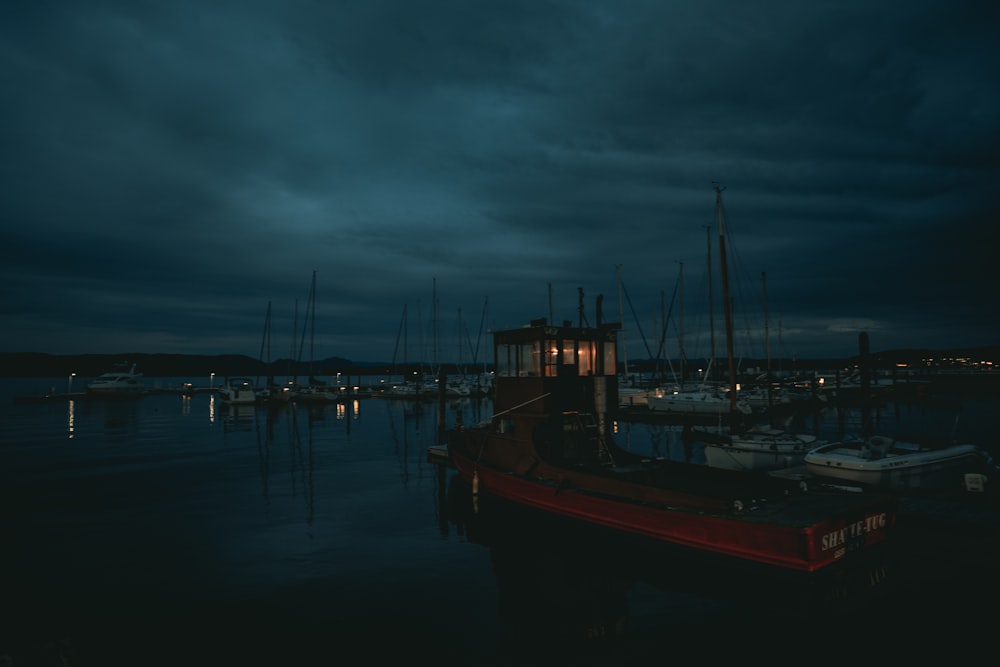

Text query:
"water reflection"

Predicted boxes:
[[221, 403, 256, 432], [66, 399, 75, 439], [442, 471, 996, 661], [254, 405, 315, 526], [613, 419, 701, 463]]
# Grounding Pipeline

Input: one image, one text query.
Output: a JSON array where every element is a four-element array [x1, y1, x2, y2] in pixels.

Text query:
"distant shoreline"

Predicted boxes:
[[1, 348, 997, 383]]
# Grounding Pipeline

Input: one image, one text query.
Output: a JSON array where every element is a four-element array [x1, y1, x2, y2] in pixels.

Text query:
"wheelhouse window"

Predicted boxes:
[[603, 340, 617, 376], [496, 340, 542, 377], [578, 340, 594, 376], [544, 340, 559, 377], [495, 329, 617, 377]]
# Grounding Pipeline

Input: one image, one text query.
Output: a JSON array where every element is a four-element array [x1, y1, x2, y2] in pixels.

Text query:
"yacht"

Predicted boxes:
[[86, 363, 145, 397]]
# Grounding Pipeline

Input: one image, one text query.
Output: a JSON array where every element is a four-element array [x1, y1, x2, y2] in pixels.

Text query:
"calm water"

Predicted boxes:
[[2, 377, 997, 666]]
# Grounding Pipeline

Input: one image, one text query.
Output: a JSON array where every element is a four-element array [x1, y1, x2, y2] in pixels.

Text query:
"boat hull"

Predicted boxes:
[[647, 392, 752, 416], [86, 363, 145, 397], [804, 441, 987, 491], [699, 427, 821, 471], [449, 433, 894, 573], [704, 444, 808, 471]]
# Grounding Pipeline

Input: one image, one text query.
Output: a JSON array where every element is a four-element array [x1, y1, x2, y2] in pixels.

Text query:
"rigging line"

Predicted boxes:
[[620, 279, 655, 361], [491, 392, 552, 419], [655, 277, 680, 363], [473, 296, 488, 367]]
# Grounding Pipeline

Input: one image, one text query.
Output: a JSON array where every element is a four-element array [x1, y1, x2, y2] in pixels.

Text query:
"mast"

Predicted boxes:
[[706, 224, 717, 382], [762, 271, 772, 406], [677, 261, 685, 385], [432, 276, 439, 375], [714, 183, 738, 412], [310, 270, 316, 381], [297, 270, 318, 383], [617, 265, 628, 378], [289, 298, 299, 383], [548, 282, 553, 324], [258, 300, 272, 389], [457, 307, 462, 374]]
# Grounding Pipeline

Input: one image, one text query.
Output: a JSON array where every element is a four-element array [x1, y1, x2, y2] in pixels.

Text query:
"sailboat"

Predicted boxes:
[[219, 301, 277, 406], [646, 187, 751, 418], [382, 302, 439, 399], [701, 256, 821, 468], [293, 271, 341, 404]]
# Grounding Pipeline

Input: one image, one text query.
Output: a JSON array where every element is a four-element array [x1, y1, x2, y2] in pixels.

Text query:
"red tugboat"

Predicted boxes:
[[446, 316, 895, 573]]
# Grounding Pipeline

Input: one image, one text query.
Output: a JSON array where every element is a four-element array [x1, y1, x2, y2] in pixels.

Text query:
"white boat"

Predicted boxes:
[[735, 384, 792, 412], [694, 423, 824, 471], [382, 378, 439, 399], [646, 186, 753, 419], [647, 388, 752, 416], [618, 386, 660, 408], [86, 363, 145, 397], [218, 377, 259, 405], [803, 435, 993, 492]]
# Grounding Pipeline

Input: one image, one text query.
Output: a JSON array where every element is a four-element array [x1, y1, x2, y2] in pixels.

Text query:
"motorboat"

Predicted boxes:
[[86, 363, 145, 397], [218, 377, 260, 405], [804, 435, 994, 492]]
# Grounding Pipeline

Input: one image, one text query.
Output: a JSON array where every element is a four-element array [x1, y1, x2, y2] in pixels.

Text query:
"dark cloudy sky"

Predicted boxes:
[[2, 0, 998, 367]]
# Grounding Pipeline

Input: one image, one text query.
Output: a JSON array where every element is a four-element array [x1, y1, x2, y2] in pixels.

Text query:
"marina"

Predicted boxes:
[[3, 370, 999, 664]]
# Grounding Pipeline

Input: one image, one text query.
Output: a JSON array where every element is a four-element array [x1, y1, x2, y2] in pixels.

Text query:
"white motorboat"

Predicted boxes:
[[804, 435, 993, 492], [218, 377, 260, 405], [86, 363, 145, 397]]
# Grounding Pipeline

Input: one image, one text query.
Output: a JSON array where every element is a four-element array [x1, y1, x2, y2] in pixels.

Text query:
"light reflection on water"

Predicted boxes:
[[0, 377, 997, 664]]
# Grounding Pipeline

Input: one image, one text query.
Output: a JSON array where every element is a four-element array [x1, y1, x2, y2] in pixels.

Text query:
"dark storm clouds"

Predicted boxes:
[[2, 0, 998, 364]]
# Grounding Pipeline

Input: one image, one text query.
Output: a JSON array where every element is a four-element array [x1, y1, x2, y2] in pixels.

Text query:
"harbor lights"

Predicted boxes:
[[68, 372, 76, 394], [210, 372, 215, 391]]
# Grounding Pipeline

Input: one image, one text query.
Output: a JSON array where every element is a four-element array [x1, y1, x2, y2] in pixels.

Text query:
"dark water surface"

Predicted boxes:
[[2, 377, 998, 665]]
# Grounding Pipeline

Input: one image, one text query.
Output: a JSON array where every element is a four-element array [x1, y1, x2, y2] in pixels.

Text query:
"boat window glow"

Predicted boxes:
[[545, 341, 559, 377], [603, 342, 616, 376], [562, 340, 576, 367], [522, 341, 541, 376]]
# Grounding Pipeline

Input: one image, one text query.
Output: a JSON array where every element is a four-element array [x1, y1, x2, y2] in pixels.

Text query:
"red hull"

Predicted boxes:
[[446, 316, 895, 574], [450, 445, 894, 573]]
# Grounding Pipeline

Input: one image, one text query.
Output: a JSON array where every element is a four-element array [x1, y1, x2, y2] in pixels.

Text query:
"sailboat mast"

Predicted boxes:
[[310, 270, 316, 380], [677, 261, 685, 385], [762, 271, 771, 373], [714, 183, 738, 411], [258, 300, 272, 388], [763, 271, 772, 405], [456, 307, 463, 374], [706, 224, 717, 382], [616, 265, 628, 377], [433, 276, 439, 373]]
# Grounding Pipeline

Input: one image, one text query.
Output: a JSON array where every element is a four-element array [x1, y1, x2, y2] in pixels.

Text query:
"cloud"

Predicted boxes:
[[1, 0, 998, 362]]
